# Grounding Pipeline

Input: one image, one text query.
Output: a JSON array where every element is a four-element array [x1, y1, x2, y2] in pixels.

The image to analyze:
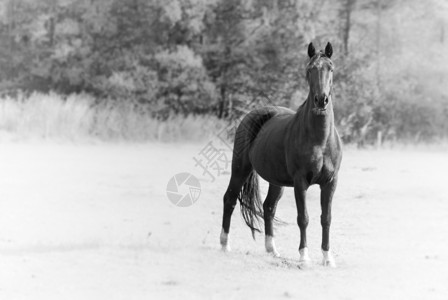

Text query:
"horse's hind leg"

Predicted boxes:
[[220, 170, 251, 251], [263, 184, 284, 257]]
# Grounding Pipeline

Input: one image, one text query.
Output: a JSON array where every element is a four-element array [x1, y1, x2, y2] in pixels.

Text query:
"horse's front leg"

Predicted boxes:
[[320, 177, 338, 267], [294, 176, 311, 268]]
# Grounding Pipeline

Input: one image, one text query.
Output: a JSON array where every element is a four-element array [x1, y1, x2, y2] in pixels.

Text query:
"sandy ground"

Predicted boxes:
[[0, 142, 447, 299]]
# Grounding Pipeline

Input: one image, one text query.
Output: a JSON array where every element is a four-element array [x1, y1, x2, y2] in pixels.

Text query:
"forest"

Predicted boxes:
[[0, 0, 447, 144]]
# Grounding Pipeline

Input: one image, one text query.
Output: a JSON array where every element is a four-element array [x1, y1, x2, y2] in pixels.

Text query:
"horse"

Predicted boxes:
[[220, 42, 342, 268]]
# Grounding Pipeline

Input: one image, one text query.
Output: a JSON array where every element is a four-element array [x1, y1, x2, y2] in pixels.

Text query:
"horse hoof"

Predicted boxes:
[[220, 229, 230, 252], [298, 247, 312, 269], [265, 236, 280, 257], [267, 249, 280, 257], [322, 250, 336, 268], [221, 245, 231, 252], [322, 259, 336, 268], [298, 259, 312, 269]]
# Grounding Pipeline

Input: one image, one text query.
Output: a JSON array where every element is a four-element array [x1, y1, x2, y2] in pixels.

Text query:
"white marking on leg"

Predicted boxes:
[[298, 247, 312, 268], [220, 228, 231, 252], [299, 247, 310, 261], [322, 249, 336, 268], [265, 235, 280, 257]]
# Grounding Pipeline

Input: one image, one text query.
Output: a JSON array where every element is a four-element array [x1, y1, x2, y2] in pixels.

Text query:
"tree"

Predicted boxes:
[[339, 0, 356, 56]]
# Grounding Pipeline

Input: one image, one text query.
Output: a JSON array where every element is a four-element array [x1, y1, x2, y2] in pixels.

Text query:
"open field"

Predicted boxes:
[[0, 142, 447, 299]]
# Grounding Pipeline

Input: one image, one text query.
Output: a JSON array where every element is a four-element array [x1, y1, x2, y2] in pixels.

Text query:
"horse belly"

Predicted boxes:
[[257, 168, 294, 187], [249, 121, 294, 187]]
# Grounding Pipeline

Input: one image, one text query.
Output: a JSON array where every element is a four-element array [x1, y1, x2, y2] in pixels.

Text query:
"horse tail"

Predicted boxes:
[[238, 170, 264, 239]]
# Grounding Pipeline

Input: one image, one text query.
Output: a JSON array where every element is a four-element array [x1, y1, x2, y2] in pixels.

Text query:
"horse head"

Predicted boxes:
[[306, 42, 334, 115]]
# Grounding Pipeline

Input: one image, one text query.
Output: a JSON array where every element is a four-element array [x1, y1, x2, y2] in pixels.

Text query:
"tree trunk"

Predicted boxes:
[[376, 0, 382, 90], [218, 45, 231, 119], [7, 0, 15, 80], [341, 0, 356, 56], [441, 21, 445, 44], [48, 17, 55, 46], [218, 85, 226, 119]]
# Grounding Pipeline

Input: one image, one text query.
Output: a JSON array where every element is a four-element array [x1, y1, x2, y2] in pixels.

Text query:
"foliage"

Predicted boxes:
[[0, 0, 447, 143]]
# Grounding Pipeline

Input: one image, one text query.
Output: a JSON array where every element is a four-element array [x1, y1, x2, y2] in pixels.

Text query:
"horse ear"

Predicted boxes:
[[307, 43, 316, 58], [325, 42, 333, 58]]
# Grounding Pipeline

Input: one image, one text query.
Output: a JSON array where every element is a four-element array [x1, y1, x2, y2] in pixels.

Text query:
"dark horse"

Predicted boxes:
[[220, 42, 342, 268]]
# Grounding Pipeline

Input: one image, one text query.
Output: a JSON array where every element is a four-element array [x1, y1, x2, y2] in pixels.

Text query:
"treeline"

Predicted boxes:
[[0, 0, 447, 143]]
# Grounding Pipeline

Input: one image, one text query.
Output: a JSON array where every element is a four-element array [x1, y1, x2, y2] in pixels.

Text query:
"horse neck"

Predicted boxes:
[[296, 93, 335, 145]]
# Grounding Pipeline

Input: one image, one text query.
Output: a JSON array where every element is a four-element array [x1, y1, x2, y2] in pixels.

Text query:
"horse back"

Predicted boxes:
[[234, 106, 294, 151]]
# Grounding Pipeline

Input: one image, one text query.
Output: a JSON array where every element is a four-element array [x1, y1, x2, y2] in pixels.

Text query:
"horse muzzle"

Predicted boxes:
[[314, 94, 329, 110]]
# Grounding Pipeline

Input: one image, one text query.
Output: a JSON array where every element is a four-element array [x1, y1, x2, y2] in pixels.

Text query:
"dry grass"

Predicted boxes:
[[2, 92, 445, 148], [0, 92, 226, 143]]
